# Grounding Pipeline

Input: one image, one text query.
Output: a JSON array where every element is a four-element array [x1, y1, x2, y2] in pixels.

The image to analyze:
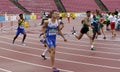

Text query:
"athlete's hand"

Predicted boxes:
[[43, 34, 46, 38], [91, 26, 94, 28], [64, 38, 67, 42]]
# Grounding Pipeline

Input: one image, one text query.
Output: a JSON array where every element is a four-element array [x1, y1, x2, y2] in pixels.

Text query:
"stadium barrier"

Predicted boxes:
[[0, 12, 86, 32]]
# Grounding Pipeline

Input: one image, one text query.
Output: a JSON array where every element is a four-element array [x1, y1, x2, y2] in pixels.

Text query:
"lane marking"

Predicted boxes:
[[0, 47, 120, 70], [0, 68, 12, 72]]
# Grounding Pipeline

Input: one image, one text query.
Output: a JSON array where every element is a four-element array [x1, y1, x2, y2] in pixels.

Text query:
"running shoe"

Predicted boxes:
[[41, 55, 47, 60]]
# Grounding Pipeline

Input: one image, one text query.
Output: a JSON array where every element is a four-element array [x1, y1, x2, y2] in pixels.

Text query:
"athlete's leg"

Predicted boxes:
[[13, 34, 19, 44], [39, 32, 44, 38], [13, 30, 20, 44], [46, 38, 59, 71], [101, 26, 106, 39], [74, 33, 84, 40], [22, 33, 26, 44], [72, 30, 83, 40], [92, 28, 97, 40], [48, 47, 55, 67], [106, 21, 110, 30], [41, 47, 48, 60], [86, 31, 93, 45], [48, 47, 59, 72], [113, 29, 116, 37], [21, 30, 27, 44], [110, 22, 116, 37], [86, 31, 95, 50], [92, 32, 97, 40]]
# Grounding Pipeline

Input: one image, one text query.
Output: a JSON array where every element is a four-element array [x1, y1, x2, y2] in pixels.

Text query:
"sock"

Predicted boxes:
[[91, 45, 94, 48], [42, 48, 48, 56], [73, 33, 77, 36]]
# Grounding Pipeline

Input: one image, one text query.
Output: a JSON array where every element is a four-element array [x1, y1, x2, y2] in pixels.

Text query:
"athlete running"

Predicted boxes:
[[12, 14, 27, 45], [41, 10, 67, 72], [72, 11, 95, 50]]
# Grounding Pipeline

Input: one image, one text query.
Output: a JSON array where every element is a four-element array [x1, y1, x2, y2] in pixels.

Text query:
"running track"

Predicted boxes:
[[0, 18, 120, 72]]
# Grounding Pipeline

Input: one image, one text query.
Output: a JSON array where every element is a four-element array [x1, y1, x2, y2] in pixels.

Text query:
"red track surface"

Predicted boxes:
[[0, 18, 120, 72]]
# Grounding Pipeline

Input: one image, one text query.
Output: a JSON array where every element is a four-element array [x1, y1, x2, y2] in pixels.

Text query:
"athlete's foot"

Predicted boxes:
[[40, 39, 43, 43], [44, 44, 47, 47], [72, 30, 76, 35], [52, 67, 60, 72], [39, 33, 44, 38], [91, 45, 95, 51], [95, 36, 98, 39], [40, 39, 46, 44], [106, 28, 110, 31], [12, 40, 15, 44], [103, 37, 106, 39], [21, 42, 26, 46], [41, 55, 47, 60], [114, 34, 116, 37], [112, 35, 115, 38], [91, 47, 96, 51], [12, 41, 14, 44]]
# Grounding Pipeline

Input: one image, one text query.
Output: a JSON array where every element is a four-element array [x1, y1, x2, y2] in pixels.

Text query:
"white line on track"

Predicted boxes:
[[0, 47, 120, 70], [0, 68, 12, 72], [28, 34, 120, 47], [0, 35, 120, 70], [3, 35, 120, 51], [1, 36, 120, 57], [0, 55, 73, 72], [0, 40, 120, 62], [1, 36, 120, 56]]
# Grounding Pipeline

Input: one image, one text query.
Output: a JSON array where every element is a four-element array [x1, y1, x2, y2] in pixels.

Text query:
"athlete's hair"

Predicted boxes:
[[86, 11, 91, 13], [19, 14, 23, 19], [81, 20, 84, 24], [49, 10, 57, 18], [19, 14, 23, 17]]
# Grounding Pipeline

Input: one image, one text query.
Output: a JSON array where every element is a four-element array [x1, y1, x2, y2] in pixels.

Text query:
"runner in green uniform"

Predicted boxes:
[[72, 11, 95, 50]]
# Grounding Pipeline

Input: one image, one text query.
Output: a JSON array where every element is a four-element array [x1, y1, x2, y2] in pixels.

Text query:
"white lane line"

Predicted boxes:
[[0, 47, 120, 70], [0, 45, 120, 63], [1, 35, 120, 51], [0, 68, 12, 72], [0, 41, 120, 62], [26, 33, 120, 42], [3, 35, 120, 51], [1, 37, 120, 56], [2, 34, 120, 46], [0, 55, 73, 72]]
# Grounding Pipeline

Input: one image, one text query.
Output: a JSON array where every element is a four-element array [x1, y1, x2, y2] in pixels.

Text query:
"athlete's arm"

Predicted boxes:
[[59, 22, 64, 30], [18, 19, 24, 26], [42, 20, 48, 35], [84, 17, 93, 28], [58, 23, 67, 42], [18, 19, 22, 26], [84, 17, 90, 26]]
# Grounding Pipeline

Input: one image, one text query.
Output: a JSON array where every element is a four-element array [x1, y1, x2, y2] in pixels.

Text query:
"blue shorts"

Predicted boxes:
[[46, 37, 56, 48], [16, 28, 26, 35]]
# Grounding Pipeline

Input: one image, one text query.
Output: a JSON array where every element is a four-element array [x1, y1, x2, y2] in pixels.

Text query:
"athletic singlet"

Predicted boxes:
[[95, 15, 101, 21], [46, 19, 58, 37], [18, 19, 25, 29], [82, 18, 90, 28], [105, 14, 109, 22]]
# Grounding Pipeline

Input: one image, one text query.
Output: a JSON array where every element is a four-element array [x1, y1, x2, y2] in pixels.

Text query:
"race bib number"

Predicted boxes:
[[49, 28, 57, 35], [20, 23, 24, 29]]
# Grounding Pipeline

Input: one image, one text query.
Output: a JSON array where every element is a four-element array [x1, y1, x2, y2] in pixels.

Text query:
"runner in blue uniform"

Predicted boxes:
[[40, 17, 64, 60], [42, 10, 67, 72]]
